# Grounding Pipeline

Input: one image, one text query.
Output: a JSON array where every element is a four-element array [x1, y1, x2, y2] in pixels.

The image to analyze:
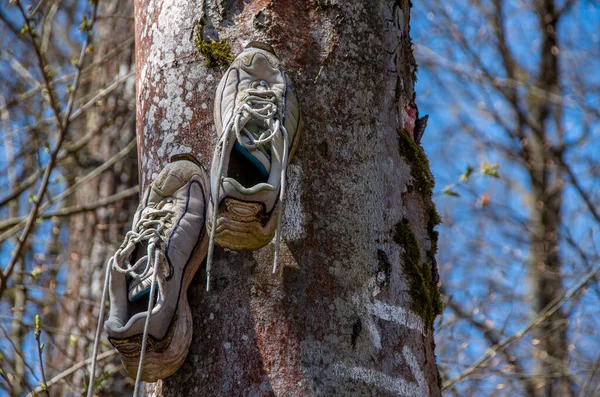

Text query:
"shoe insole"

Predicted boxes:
[[227, 142, 269, 188], [129, 285, 158, 316]]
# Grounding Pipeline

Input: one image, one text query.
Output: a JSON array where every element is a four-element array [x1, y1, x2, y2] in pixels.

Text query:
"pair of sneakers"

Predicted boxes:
[[89, 42, 301, 387]]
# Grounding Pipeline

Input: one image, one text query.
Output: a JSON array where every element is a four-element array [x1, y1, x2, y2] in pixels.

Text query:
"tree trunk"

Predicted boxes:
[[53, 1, 138, 393], [136, 0, 442, 395], [527, 1, 572, 395]]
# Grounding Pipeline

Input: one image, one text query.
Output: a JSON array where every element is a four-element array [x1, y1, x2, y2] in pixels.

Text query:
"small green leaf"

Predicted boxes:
[[442, 187, 460, 197], [35, 314, 42, 339], [43, 66, 54, 80], [31, 266, 43, 279], [70, 334, 78, 347], [28, 194, 37, 203], [481, 162, 500, 178], [459, 165, 474, 183], [78, 15, 89, 32], [39, 342, 44, 352], [43, 141, 50, 153]]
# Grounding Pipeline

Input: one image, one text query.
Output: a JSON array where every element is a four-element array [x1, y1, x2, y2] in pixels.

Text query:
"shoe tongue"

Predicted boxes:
[[148, 170, 183, 204], [126, 241, 154, 302], [242, 52, 280, 82]]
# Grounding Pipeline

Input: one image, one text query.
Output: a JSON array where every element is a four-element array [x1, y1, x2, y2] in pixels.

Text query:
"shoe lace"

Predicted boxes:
[[112, 207, 173, 284], [88, 207, 174, 397], [206, 87, 290, 291]]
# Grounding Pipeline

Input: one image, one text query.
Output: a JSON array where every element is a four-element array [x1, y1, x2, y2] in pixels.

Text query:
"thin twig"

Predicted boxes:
[[0, 185, 139, 231], [0, 138, 137, 246], [69, 70, 134, 121], [0, 133, 63, 295], [445, 299, 537, 396], [556, 155, 600, 225], [1, 0, 100, 299], [0, 323, 41, 386], [581, 353, 600, 397], [28, 0, 47, 19], [0, 37, 134, 115], [27, 350, 118, 397], [34, 315, 50, 397], [443, 264, 600, 390], [0, 316, 89, 339], [0, 109, 132, 209]]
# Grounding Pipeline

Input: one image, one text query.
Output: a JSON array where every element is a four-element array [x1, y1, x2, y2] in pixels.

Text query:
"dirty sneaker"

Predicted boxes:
[[206, 42, 301, 287], [98, 156, 209, 383]]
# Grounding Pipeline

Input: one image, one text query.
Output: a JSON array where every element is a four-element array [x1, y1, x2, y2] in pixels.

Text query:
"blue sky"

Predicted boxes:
[[413, 0, 600, 393]]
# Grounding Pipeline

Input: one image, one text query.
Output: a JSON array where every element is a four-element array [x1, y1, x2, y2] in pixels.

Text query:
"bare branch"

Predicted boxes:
[[556, 154, 600, 225], [1, 0, 101, 300], [26, 350, 118, 397], [443, 264, 600, 390], [0, 138, 137, 246], [581, 353, 600, 397], [34, 315, 50, 397], [0, 186, 139, 231], [445, 299, 537, 396]]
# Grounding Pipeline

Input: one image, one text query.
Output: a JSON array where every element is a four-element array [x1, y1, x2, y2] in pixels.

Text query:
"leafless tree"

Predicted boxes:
[[134, 0, 442, 395], [0, 0, 137, 394], [415, 1, 600, 396], [1, 0, 446, 395]]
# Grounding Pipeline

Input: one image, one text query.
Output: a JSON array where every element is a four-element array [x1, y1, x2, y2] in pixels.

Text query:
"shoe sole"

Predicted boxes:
[[119, 168, 210, 382], [207, 199, 279, 251]]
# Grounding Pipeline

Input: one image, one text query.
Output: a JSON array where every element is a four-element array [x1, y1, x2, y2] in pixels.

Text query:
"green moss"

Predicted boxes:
[[397, 129, 435, 198], [193, 24, 233, 68], [394, 219, 420, 270], [425, 206, 441, 261], [393, 218, 443, 329]]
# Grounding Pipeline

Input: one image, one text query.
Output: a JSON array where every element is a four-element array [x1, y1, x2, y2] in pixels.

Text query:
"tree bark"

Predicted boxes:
[[53, 1, 138, 393], [136, 0, 442, 395], [527, 1, 572, 396]]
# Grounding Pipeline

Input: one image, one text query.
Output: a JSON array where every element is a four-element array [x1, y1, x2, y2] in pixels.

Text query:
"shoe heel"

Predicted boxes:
[[245, 41, 276, 55], [170, 153, 204, 169]]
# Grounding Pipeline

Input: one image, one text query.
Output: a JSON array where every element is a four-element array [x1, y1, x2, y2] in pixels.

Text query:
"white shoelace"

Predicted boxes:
[[88, 208, 172, 397], [206, 88, 289, 291]]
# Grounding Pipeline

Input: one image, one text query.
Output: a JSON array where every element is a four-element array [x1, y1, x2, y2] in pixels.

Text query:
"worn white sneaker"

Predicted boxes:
[[101, 156, 209, 382], [206, 42, 301, 286]]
